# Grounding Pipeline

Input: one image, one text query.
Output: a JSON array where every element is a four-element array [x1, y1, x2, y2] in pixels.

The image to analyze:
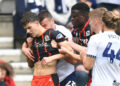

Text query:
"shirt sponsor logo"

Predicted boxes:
[[34, 42, 49, 47]]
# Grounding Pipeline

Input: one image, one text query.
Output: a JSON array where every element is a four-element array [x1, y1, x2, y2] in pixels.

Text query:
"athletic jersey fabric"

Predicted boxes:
[[55, 24, 75, 82], [32, 29, 65, 62], [87, 31, 120, 86], [72, 20, 93, 47]]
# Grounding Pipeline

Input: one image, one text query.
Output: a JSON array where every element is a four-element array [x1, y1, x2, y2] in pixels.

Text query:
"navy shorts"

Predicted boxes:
[[60, 72, 76, 86]]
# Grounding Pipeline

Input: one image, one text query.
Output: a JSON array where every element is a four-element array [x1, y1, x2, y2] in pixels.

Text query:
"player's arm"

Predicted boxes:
[[51, 29, 74, 60], [59, 46, 82, 63], [69, 40, 86, 52], [41, 40, 74, 65], [52, 31, 78, 64], [59, 40, 86, 63], [22, 42, 34, 68], [41, 29, 74, 65], [80, 35, 97, 70], [51, 40, 77, 64], [80, 51, 95, 70]]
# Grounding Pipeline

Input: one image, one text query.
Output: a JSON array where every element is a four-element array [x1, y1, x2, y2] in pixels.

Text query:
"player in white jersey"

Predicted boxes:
[[22, 10, 76, 86], [80, 11, 120, 86]]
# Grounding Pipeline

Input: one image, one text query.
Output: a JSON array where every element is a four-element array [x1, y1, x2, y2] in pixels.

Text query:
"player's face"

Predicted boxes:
[[40, 18, 53, 29], [71, 10, 85, 28], [24, 21, 40, 37], [89, 19, 97, 32]]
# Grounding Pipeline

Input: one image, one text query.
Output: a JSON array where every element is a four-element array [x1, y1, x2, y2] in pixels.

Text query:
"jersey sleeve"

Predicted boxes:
[[50, 29, 66, 42], [87, 35, 98, 58], [56, 25, 73, 41]]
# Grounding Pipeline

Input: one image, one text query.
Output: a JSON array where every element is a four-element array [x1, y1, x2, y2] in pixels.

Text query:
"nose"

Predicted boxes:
[[27, 29, 30, 33]]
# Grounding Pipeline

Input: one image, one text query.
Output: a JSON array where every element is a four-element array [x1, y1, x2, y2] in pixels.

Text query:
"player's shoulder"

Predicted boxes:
[[47, 28, 57, 33], [56, 24, 70, 32], [56, 24, 67, 29], [90, 33, 101, 40]]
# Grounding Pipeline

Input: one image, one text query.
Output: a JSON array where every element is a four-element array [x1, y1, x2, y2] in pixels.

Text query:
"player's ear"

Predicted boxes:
[[51, 18, 55, 23]]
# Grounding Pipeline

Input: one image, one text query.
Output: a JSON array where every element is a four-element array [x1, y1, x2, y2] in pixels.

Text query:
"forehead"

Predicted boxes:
[[24, 22, 36, 28], [41, 18, 50, 24], [71, 10, 81, 16]]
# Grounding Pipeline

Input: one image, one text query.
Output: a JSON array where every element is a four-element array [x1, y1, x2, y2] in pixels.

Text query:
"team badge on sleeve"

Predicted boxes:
[[56, 33, 64, 39]]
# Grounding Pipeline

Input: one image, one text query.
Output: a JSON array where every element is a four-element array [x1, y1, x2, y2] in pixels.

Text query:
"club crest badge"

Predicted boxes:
[[86, 31, 90, 36], [45, 35, 50, 41]]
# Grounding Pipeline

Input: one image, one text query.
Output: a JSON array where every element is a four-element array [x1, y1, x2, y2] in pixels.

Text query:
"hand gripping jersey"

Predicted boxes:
[[87, 31, 120, 86], [32, 29, 65, 62]]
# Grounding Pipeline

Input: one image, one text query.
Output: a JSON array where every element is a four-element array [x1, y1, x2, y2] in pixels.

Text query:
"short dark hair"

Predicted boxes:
[[21, 11, 40, 27], [38, 10, 53, 22], [72, 2, 90, 13]]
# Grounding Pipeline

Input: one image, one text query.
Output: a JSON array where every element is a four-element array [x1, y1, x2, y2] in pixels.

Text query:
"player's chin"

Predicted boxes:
[[31, 34, 36, 37]]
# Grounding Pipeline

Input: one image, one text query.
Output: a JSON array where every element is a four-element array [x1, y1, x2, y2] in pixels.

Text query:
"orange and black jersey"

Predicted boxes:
[[72, 20, 94, 47], [32, 29, 65, 62]]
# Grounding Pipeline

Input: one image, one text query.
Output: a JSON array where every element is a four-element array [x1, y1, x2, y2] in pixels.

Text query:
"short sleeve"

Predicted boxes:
[[87, 35, 98, 58], [50, 29, 66, 42]]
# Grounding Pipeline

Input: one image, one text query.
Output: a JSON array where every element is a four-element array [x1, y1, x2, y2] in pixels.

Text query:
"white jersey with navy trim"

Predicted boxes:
[[87, 31, 120, 86], [55, 24, 74, 82]]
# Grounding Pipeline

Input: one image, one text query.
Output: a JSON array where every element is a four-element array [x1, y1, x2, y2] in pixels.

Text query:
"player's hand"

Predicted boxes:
[[59, 47, 68, 54], [72, 37, 80, 44], [41, 57, 52, 67], [51, 40, 58, 48], [22, 47, 35, 62], [76, 65, 89, 73]]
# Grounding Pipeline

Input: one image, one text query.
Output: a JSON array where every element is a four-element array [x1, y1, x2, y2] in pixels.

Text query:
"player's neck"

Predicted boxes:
[[96, 25, 102, 34], [37, 27, 46, 37], [103, 27, 115, 32]]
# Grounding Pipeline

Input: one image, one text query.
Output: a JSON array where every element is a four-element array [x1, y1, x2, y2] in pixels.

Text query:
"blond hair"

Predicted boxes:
[[89, 7, 107, 23], [102, 11, 120, 29]]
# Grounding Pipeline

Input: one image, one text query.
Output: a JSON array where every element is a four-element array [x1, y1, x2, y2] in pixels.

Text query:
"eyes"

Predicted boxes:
[[24, 26, 31, 30], [27, 26, 31, 29]]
